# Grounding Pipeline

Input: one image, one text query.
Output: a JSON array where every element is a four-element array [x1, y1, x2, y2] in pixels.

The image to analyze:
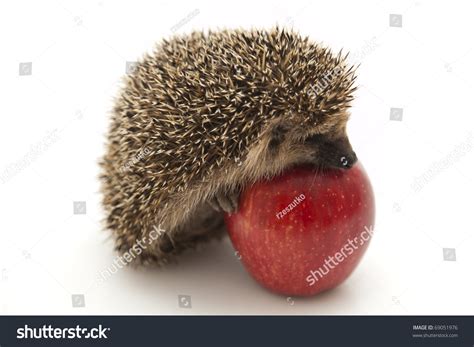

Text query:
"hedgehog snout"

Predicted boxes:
[[304, 133, 357, 170], [328, 136, 358, 170]]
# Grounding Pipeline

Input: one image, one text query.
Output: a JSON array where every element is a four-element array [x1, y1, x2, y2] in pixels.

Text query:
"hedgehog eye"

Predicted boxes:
[[268, 124, 289, 151], [304, 133, 326, 145]]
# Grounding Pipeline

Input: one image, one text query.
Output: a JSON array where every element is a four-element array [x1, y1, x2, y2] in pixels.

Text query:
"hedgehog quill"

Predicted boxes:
[[100, 28, 358, 266]]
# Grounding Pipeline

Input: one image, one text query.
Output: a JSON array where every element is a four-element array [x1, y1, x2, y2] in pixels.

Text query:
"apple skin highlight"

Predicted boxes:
[[225, 163, 375, 296]]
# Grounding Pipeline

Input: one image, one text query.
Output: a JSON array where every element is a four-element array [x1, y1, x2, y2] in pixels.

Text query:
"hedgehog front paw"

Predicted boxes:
[[209, 190, 239, 213]]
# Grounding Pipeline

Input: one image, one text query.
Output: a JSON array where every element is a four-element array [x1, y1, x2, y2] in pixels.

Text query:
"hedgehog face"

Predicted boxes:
[[265, 121, 357, 171]]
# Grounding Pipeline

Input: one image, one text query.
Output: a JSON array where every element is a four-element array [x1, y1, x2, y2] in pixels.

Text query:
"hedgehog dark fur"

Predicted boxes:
[[100, 28, 358, 266]]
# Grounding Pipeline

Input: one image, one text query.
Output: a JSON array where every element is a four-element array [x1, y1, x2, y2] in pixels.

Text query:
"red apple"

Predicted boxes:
[[225, 163, 375, 296]]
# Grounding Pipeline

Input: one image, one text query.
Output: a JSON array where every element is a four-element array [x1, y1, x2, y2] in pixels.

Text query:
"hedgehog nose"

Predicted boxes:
[[339, 152, 357, 169]]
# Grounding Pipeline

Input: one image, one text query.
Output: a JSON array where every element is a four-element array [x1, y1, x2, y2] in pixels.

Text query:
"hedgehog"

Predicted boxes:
[[100, 28, 358, 266]]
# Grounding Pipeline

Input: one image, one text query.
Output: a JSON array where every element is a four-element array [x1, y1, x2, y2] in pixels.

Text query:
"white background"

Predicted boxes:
[[0, 0, 473, 314]]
